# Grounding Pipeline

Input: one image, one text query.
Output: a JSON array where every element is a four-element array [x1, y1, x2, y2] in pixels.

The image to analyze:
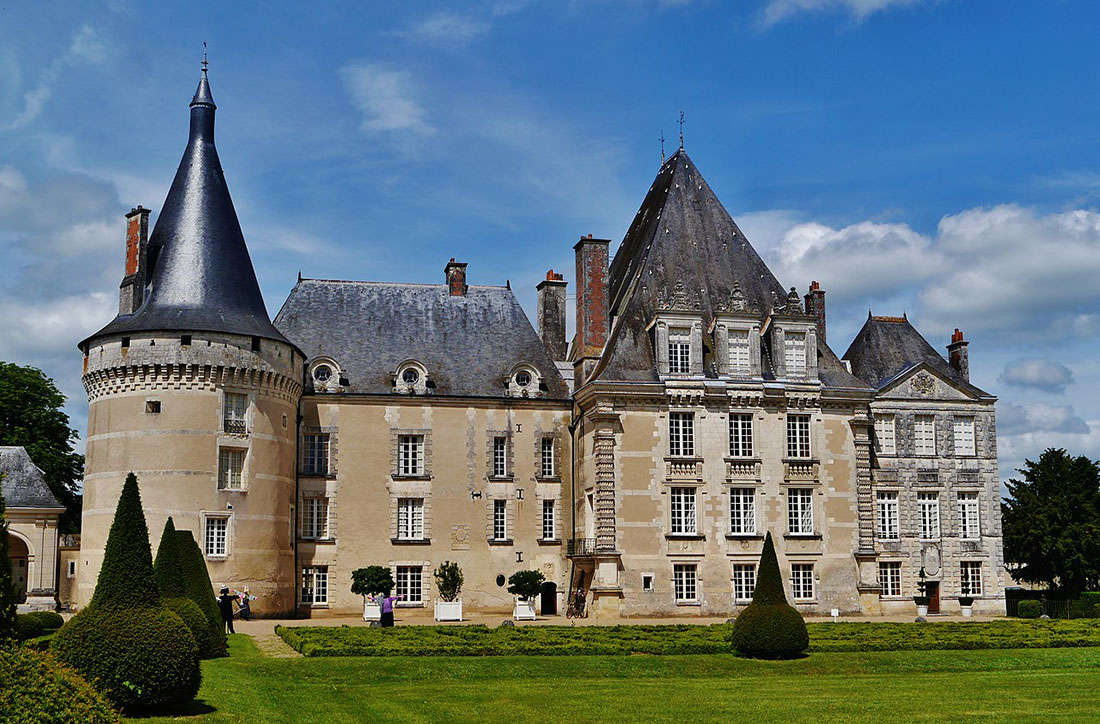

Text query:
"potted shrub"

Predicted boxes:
[[433, 561, 464, 622], [507, 569, 544, 621], [913, 595, 930, 618], [958, 595, 974, 617], [351, 566, 394, 621]]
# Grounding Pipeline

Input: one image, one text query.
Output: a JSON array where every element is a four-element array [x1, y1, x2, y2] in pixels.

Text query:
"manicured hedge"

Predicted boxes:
[[0, 646, 119, 723], [164, 596, 223, 660], [15, 611, 64, 641], [1018, 600, 1041, 619]]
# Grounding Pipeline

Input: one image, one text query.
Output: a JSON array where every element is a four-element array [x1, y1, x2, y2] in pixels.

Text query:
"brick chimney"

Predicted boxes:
[[804, 280, 826, 345], [536, 269, 568, 360], [119, 206, 150, 315], [574, 234, 610, 386], [445, 258, 468, 297], [947, 328, 969, 382]]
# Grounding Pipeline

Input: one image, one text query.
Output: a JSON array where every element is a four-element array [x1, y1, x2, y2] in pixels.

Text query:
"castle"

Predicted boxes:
[[76, 65, 1005, 618]]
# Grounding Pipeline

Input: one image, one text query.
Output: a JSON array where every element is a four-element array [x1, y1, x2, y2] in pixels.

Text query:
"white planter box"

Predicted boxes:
[[363, 601, 381, 621], [916, 605, 929, 617], [513, 598, 536, 621], [960, 606, 973, 618], [434, 600, 463, 622]]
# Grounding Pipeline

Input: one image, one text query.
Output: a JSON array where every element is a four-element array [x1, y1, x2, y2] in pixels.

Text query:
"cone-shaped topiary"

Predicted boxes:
[[174, 529, 223, 637], [154, 519, 225, 658], [153, 517, 185, 597], [0, 486, 18, 644], [730, 531, 809, 659], [163, 596, 221, 659], [88, 473, 160, 610]]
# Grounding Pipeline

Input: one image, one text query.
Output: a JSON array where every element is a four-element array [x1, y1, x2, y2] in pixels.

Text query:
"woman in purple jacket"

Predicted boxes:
[[378, 593, 402, 627]]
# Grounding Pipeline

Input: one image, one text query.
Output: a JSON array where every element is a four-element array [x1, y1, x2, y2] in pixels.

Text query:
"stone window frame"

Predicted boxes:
[[668, 410, 697, 458], [301, 426, 337, 477], [956, 491, 981, 540], [878, 561, 903, 598], [393, 359, 430, 396], [216, 445, 248, 492], [201, 511, 232, 559], [875, 489, 901, 541], [391, 428, 432, 480], [299, 492, 334, 541], [785, 487, 816, 537], [487, 496, 515, 544], [873, 414, 897, 456], [728, 486, 758, 537], [672, 562, 699, 604], [389, 560, 431, 607], [506, 362, 543, 398], [535, 430, 563, 481], [770, 319, 819, 381], [913, 414, 938, 457], [653, 313, 705, 378], [220, 389, 251, 436], [952, 415, 977, 458], [299, 564, 329, 606], [790, 562, 816, 602], [713, 312, 763, 378], [917, 491, 941, 541], [486, 430, 514, 481], [728, 410, 755, 458], [667, 485, 700, 538], [960, 560, 984, 597], [308, 356, 343, 394], [731, 562, 757, 603], [540, 497, 558, 541]]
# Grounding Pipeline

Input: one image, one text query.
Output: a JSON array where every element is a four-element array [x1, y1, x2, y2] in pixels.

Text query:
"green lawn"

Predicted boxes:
[[143, 635, 1100, 723]]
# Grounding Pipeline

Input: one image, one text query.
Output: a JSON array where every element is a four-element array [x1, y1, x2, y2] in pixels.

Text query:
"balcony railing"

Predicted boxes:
[[223, 419, 248, 435], [567, 538, 596, 557]]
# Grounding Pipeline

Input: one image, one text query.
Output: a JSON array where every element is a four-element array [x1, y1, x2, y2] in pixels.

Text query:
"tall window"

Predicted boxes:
[[542, 499, 557, 540], [492, 436, 508, 478], [728, 330, 751, 376], [914, 415, 937, 456], [218, 449, 244, 490], [918, 492, 941, 540], [300, 566, 328, 605], [493, 499, 508, 541], [879, 562, 902, 597], [540, 437, 556, 478], [957, 492, 980, 539], [669, 487, 698, 535], [223, 392, 248, 434], [729, 413, 754, 457], [876, 491, 900, 540], [791, 563, 814, 600], [668, 327, 692, 374], [673, 563, 697, 602], [953, 417, 976, 456], [204, 516, 228, 557], [874, 415, 896, 455], [729, 488, 756, 535], [785, 331, 807, 377], [303, 433, 330, 475], [301, 497, 329, 539], [398, 435, 425, 476], [786, 414, 811, 458], [397, 498, 424, 540], [960, 562, 983, 596], [396, 565, 423, 603], [732, 564, 756, 602], [788, 488, 814, 535], [669, 412, 695, 457]]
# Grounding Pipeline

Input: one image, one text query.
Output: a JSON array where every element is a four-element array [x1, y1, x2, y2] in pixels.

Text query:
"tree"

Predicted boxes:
[[506, 570, 544, 602], [730, 532, 809, 659], [434, 561, 463, 603], [1003, 448, 1100, 597], [0, 484, 17, 644], [89, 473, 159, 609], [351, 566, 394, 599], [0, 363, 84, 532], [155, 518, 225, 658]]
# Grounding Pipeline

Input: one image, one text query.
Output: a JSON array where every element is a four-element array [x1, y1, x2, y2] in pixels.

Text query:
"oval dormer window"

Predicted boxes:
[[313, 364, 333, 383], [402, 368, 420, 385], [515, 371, 532, 388]]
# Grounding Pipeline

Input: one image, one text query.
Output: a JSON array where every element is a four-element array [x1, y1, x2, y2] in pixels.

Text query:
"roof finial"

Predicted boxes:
[[659, 130, 666, 164], [202, 42, 208, 73], [678, 110, 684, 150]]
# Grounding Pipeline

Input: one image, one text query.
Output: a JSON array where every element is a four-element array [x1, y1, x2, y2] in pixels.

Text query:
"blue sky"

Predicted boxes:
[[2, 0, 1099, 481]]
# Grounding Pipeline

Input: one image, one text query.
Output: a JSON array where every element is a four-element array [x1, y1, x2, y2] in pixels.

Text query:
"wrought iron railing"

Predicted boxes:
[[223, 419, 248, 435], [567, 538, 596, 557]]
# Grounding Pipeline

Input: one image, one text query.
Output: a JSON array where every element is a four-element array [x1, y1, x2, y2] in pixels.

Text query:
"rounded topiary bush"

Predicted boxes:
[[29, 610, 65, 630], [15, 613, 46, 641], [1017, 600, 1041, 619], [155, 518, 225, 658], [730, 531, 809, 660], [0, 646, 120, 723], [164, 596, 221, 659]]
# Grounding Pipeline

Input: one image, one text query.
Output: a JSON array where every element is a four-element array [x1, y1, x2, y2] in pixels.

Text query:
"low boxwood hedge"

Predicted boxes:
[[14, 611, 64, 641], [1017, 600, 1041, 619], [0, 646, 119, 723]]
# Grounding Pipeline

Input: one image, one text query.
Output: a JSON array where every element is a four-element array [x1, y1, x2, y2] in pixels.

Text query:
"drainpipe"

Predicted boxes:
[[567, 401, 581, 602], [293, 361, 304, 619]]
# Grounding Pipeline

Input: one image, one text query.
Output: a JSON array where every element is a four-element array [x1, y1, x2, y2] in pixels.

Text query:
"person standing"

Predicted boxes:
[[218, 586, 237, 634], [378, 593, 402, 627], [236, 588, 253, 621]]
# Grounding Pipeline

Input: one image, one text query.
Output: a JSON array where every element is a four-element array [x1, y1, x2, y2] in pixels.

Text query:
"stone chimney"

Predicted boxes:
[[119, 206, 150, 315], [536, 269, 568, 360], [574, 234, 610, 386], [445, 258, 468, 297], [947, 328, 969, 381], [804, 280, 826, 345]]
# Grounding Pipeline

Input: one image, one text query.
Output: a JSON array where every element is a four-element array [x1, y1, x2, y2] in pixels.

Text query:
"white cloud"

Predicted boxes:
[[0, 291, 115, 361], [339, 64, 435, 137], [760, 0, 927, 26], [997, 402, 1089, 436], [400, 12, 490, 45], [3, 25, 106, 131], [999, 358, 1075, 394]]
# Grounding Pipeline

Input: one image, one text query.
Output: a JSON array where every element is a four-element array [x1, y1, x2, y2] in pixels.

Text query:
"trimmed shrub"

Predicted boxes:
[[1068, 597, 1099, 619], [155, 519, 225, 658], [88, 474, 159, 609], [153, 517, 185, 597], [164, 596, 222, 659], [1017, 600, 1041, 619], [434, 561, 463, 602], [173, 529, 226, 653], [0, 646, 119, 723], [730, 532, 809, 659], [351, 566, 395, 599], [22, 632, 56, 652], [15, 612, 62, 640], [507, 570, 545, 601]]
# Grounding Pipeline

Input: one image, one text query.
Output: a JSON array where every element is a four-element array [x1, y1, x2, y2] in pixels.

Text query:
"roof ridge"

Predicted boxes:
[[299, 278, 509, 290]]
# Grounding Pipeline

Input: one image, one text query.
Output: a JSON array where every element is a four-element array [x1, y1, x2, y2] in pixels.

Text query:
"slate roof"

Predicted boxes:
[[596, 149, 868, 390], [0, 447, 63, 509], [82, 65, 292, 350], [842, 315, 991, 396], [274, 279, 570, 399]]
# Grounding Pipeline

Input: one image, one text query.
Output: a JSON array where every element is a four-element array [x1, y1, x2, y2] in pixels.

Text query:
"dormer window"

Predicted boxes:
[[668, 327, 691, 374], [313, 364, 332, 383], [402, 368, 419, 385], [310, 358, 343, 393], [785, 331, 807, 377], [728, 329, 751, 376], [395, 361, 429, 395], [507, 365, 541, 397], [653, 316, 704, 377], [515, 371, 531, 388]]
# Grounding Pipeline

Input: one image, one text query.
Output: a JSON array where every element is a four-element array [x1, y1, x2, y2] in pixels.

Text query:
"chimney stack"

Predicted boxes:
[[119, 206, 150, 315], [445, 258, 468, 297], [536, 269, 568, 360], [804, 280, 826, 345], [574, 234, 610, 386], [947, 328, 969, 381]]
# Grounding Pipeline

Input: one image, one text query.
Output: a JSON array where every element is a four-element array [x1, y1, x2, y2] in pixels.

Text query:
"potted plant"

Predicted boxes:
[[433, 561, 464, 622], [912, 595, 930, 617], [507, 569, 545, 621], [958, 595, 974, 617], [351, 566, 394, 621]]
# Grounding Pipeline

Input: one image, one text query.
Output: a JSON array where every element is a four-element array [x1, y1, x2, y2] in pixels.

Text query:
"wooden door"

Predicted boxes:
[[927, 581, 940, 614]]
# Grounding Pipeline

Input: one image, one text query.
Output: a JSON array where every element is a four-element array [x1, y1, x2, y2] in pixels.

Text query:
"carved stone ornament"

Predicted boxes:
[[715, 280, 759, 313], [784, 287, 804, 315], [921, 544, 941, 577], [656, 279, 701, 311], [910, 373, 936, 396]]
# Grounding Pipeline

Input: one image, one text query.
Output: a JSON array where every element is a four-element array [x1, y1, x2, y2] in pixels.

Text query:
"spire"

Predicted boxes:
[[191, 43, 216, 110]]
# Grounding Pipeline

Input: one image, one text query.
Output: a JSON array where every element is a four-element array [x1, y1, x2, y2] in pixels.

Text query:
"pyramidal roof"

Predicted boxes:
[[82, 65, 291, 349]]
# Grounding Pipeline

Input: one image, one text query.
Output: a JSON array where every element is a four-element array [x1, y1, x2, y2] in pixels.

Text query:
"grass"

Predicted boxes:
[[141, 635, 1100, 723]]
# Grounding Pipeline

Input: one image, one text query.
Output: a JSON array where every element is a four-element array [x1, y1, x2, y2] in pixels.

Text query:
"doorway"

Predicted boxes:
[[8, 534, 28, 603], [926, 581, 940, 614], [540, 581, 557, 615]]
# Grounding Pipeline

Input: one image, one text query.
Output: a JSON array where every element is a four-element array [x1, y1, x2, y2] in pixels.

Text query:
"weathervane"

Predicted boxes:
[[678, 110, 684, 150], [660, 130, 666, 164], [202, 41, 208, 72]]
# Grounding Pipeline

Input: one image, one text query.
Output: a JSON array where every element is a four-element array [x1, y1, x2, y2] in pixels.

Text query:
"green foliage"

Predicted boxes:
[[1017, 600, 1042, 618], [51, 606, 200, 712], [351, 566, 395, 598], [434, 561, 463, 602], [153, 518, 185, 597], [89, 473, 160, 610], [173, 529, 225, 654], [506, 570, 545, 601], [1067, 598, 1100, 619], [14, 611, 64, 640], [0, 486, 16, 644], [0, 646, 119, 723], [21, 632, 56, 652], [1003, 449, 1100, 597], [164, 597, 223, 659], [155, 519, 225, 658], [730, 532, 809, 659], [0, 362, 85, 532]]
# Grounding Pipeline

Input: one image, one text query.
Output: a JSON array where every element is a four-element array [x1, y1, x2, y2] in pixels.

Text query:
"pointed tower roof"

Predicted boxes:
[[82, 62, 292, 349]]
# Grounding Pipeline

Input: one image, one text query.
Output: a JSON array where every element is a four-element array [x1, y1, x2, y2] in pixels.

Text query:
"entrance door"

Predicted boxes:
[[8, 534, 28, 603], [927, 581, 940, 614], [540, 582, 557, 616]]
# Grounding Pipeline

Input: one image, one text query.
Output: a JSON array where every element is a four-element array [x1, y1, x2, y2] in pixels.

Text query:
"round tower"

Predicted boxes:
[[77, 63, 303, 615]]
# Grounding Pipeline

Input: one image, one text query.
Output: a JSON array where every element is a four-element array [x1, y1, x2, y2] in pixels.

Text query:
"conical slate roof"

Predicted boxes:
[[82, 65, 291, 349]]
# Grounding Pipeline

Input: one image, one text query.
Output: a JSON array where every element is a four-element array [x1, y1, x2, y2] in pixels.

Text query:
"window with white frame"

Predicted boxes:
[[398, 434, 425, 476], [728, 329, 751, 376], [204, 515, 229, 557], [669, 487, 698, 535], [874, 415, 896, 455], [791, 563, 814, 600], [217, 448, 244, 490], [668, 327, 692, 374], [729, 488, 756, 535], [67, 560, 77, 578], [301, 497, 329, 539], [788, 488, 814, 535], [914, 415, 937, 456], [669, 411, 695, 457], [493, 499, 508, 541], [542, 499, 556, 540], [957, 492, 980, 540], [876, 491, 900, 540], [786, 414, 811, 458], [918, 492, 941, 540], [785, 331, 807, 377], [732, 563, 756, 602], [300, 565, 328, 605], [396, 565, 423, 603], [960, 561, 983, 596], [492, 436, 508, 478], [729, 413, 754, 457], [540, 437, 555, 478], [223, 392, 248, 434], [673, 563, 697, 602], [953, 417, 976, 456], [303, 433, 330, 475], [879, 561, 902, 597], [397, 498, 424, 540]]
